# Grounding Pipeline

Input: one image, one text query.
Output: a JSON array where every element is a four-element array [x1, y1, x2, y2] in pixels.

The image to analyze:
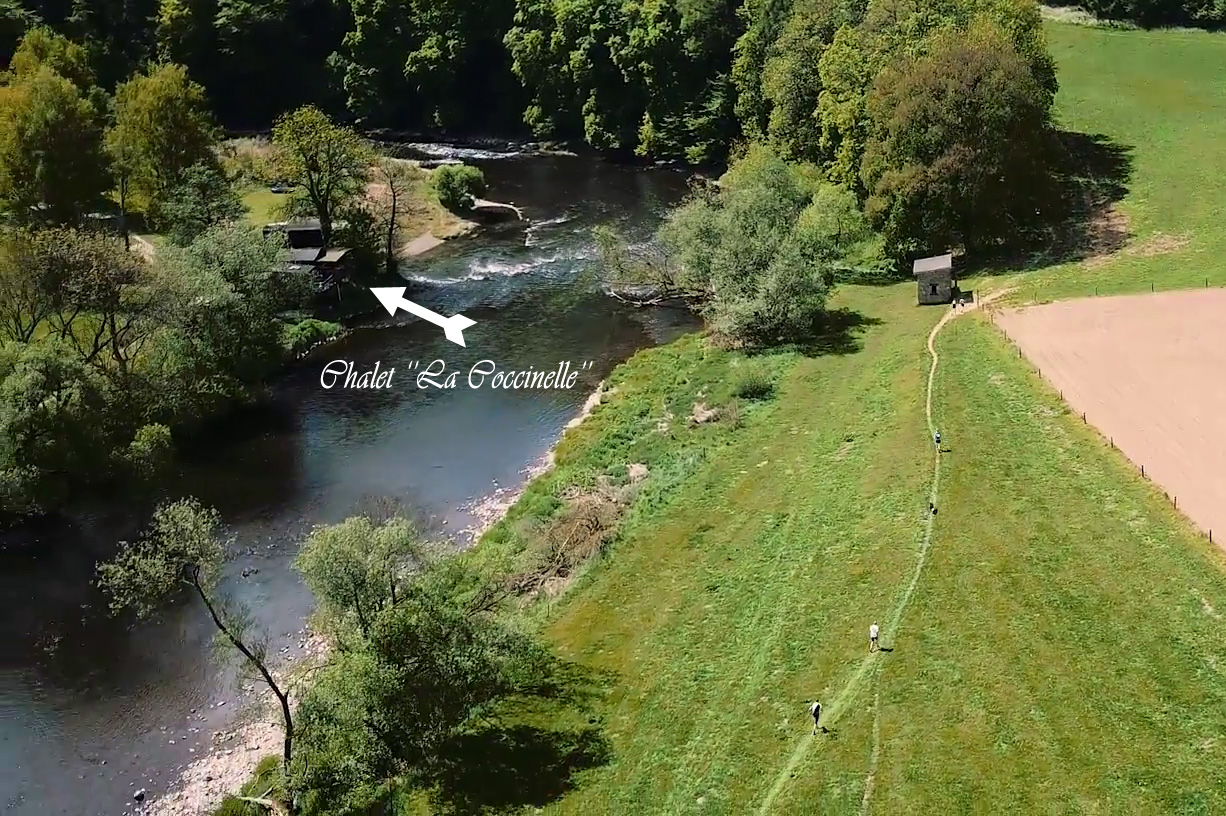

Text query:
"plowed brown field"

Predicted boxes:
[[996, 289, 1226, 540]]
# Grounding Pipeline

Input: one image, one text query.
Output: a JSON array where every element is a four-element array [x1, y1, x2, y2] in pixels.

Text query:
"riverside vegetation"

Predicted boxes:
[[9, 0, 1226, 814]]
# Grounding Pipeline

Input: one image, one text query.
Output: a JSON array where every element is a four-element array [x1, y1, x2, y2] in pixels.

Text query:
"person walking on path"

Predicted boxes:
[[869, 622, 880, 652], [810, 700, 824, 735], [934, 430, 941, 449]]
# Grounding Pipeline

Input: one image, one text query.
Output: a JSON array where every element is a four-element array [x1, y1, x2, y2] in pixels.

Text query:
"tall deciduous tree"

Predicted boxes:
[[0, 67, 108, 225], [107, 62, 219, 222], [6, 25, 96, 91], [271, 105, 369, 246], [295, 514, 429, 639], [861, 19, 1052, 256], [370, 158, 416, 277], [96, 498, 298, 780]]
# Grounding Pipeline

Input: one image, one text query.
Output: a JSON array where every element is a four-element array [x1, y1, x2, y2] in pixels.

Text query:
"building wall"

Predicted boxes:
[[917, 271, 954, 305]]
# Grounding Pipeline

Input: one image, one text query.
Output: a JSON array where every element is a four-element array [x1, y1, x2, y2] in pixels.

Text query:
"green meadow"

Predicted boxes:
[[457, 21, 1226, 814]]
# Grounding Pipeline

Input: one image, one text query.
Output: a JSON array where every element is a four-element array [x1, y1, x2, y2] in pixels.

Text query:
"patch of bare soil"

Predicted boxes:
[[1082, 205, 1132, 268], [1130, 232, 1191, 258]]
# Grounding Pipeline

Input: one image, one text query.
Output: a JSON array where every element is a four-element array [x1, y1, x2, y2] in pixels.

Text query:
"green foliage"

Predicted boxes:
[[506, 0, 741, 161], [648, 145, 873, 344], [6, 25, 95, 90], [292, 557, 551, 810], [96, 498, 226, 617], [0, 66, 108, 225], [156, 223, 307, 400], [431, 163, 485, 211], [272, 106, 370, 246], [124, 422, 174, 479], [107, 62, 220, 223], [161, 160, 245, 245], [294, 515, 429, 639], [282, 318, 341, 356], [336, 0, 520, 130], [861, 19, 1053, 256], [0, 338, 111, 512], [1079, 0, 1226, 25]]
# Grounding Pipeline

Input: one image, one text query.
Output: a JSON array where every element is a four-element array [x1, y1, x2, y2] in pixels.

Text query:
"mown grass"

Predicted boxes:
[[771, 315, 1226, 813], [1015, 23, 1226, 302], [454, 284, 939, 814]]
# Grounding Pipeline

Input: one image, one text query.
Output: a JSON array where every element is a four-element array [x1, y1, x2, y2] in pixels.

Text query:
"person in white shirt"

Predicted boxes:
[[810, 700, 823, 734], [869, 622, 880, 652]]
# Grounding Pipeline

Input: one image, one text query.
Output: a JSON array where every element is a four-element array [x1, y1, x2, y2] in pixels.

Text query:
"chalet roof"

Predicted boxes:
[[913, 253, 953, 275], [288, 247, 323, 263], [318, 248, 351, 263]]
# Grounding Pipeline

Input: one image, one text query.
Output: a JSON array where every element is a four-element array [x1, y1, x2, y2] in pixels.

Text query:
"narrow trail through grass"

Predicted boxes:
[[754, 302, 969, 814]]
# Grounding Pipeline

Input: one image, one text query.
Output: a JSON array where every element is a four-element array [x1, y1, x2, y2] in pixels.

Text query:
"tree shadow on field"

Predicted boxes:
[[427, 723, 613, 814], [966, 130, 1134, 276], [425, 659, 618, 814], [747, 308, 883, 359]]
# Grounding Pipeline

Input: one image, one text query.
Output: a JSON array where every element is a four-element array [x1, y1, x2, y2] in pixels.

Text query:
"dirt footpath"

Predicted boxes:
[[996, 288, 1226, 541]]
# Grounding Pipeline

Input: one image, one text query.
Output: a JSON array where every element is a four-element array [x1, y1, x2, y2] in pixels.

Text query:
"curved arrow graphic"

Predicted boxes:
[[369, 287, 478, 347]]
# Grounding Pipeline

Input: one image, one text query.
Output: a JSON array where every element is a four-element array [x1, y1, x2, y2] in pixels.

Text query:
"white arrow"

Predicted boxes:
[[369, 287, 478, 347]]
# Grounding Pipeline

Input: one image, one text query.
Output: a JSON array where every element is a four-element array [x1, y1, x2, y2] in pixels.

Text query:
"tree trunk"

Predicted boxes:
[[192, 578, 296, 811]]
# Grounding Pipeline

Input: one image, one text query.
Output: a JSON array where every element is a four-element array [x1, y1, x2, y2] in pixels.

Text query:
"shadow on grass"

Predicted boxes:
[[966, 130, 1134, 276], [428, 723, 612, 814], [424, 659, 617, 814], [747, 308, 884, 359]]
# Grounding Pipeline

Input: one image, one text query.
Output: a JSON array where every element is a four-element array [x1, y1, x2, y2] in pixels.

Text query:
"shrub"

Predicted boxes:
[[732, 367, 776, 401], [282, 319, 342, 355], [432, 163, 485, 211]]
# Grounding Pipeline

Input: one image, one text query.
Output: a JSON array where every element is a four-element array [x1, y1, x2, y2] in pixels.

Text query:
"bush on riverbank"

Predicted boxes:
[[432, 163, 485, 211], [600, 145, 882, 346]]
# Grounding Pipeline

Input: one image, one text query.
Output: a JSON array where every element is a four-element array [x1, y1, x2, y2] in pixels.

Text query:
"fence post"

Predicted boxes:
[[1142, 464, 1145, 478], [1151, 281, 1155, 292], [1083, 412, 1086, 423]]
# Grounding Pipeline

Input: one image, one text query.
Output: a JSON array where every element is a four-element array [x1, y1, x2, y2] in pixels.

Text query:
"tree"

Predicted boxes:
[[0, 338, 111, 513], [6, 25, 96, 91], [604, 145, 867, 344], [107, 62, 219, 222], [0, 67, 109, 225], [294, 514, 430, 640], [860, 19, 1053, 256], [156, 224, 307, 402], [271, 105, 369, 246], [0, 228, 58, 343], [96, 498, 298, 780], [370, 158, 417, 277], [292, 558, 549, 810], [160, 159, 245, 245]]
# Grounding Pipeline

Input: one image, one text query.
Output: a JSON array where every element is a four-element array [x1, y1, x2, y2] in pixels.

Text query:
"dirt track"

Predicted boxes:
[[996, 289, 1226, 540]]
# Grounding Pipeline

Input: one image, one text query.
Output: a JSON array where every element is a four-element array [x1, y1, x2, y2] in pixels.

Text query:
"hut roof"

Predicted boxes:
[[913, 253, 953, 276]]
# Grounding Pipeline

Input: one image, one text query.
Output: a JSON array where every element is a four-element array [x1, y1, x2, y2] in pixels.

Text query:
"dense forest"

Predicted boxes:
[[0, 0, 1215, 150]]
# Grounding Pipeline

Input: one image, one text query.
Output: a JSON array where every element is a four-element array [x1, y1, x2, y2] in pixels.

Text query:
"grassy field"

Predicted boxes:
[[456, 21, 1226, 815], [242, 187, 285, 226], [1015, 22, 1226, 302]]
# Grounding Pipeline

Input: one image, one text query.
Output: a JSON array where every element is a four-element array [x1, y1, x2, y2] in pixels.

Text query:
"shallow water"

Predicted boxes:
[[0, 151, 693, 815]]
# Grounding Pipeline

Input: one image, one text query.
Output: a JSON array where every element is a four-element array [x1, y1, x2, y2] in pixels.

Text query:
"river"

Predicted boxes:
[[0, 151, 694, 815]]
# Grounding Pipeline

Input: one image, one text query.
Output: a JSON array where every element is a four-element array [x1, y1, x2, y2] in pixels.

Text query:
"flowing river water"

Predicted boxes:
[[0, 150, 694, 815]]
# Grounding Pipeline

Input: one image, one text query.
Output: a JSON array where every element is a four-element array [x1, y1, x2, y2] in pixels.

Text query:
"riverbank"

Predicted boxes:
[[147, 379, 614, 815]]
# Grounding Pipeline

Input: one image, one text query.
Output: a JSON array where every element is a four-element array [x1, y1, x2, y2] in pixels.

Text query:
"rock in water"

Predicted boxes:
[[133, 788, 147, 802]]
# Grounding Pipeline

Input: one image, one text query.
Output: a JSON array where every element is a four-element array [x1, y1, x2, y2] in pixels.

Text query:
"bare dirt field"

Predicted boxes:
[[996, 288, 1226, 540]]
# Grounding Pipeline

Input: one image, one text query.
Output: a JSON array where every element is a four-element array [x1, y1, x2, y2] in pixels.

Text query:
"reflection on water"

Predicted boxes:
[[0, 152, 695, 815]]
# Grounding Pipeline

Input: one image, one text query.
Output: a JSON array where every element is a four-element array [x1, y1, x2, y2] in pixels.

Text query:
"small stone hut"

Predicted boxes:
[[913, 253, 954, 305]]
